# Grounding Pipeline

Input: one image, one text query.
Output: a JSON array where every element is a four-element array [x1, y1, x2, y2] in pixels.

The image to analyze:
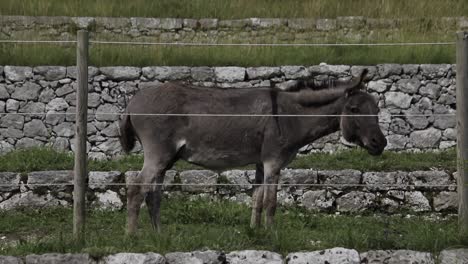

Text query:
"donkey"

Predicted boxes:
[[119, 69, 387, 234]]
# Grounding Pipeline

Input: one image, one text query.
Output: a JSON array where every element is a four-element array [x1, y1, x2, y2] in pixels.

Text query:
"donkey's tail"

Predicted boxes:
[[119, 113, 136, 153]]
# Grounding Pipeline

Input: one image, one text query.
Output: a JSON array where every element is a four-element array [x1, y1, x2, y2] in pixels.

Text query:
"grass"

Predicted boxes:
[[0, 44, 456, 67], [0, 147, 457, 173], [1, 0, 467, 18], [0, 197, 465, 257]]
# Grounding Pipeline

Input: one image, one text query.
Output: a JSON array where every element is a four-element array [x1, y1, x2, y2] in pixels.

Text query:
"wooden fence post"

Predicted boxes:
[[457, 31, 468, 236], [74, 30, 89, 241]]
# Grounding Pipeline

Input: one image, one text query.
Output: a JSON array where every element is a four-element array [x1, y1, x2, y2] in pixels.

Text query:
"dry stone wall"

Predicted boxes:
[[1, 16, 468, 44], [0, 64, 457, 157], [1, 248, 468, 263], [0, 169, 458, 213]]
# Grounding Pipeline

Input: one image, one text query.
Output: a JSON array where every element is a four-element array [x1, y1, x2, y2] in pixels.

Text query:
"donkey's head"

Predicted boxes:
[[340, 71, 387, 155]]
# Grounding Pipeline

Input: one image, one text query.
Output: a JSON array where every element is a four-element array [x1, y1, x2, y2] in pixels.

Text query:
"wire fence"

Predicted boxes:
[[0, 37, 460, 191]]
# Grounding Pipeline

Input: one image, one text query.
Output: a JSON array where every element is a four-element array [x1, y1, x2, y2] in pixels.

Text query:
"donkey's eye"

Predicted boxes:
[[350, 106, 359, 113]]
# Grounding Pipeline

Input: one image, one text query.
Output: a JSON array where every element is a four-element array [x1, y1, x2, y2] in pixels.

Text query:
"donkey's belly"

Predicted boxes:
[[179, 146, 260, 169]]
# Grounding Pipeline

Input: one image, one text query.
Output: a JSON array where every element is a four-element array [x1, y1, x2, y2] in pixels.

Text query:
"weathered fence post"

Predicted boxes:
[[74, 30, 89, 241], [457, 32, 468, 236]]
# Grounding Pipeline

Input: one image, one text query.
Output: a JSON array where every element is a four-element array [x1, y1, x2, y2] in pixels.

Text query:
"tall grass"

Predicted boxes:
[[0, 44, 456, 66], [1, 0, 467, 19]]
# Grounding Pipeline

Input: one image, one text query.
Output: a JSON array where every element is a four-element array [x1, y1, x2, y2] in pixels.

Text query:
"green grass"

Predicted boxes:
[[1, 0, 467, 18], [0, 147, 457, 173], [0, 198, 464, 257], [0, 44, 456, 67]]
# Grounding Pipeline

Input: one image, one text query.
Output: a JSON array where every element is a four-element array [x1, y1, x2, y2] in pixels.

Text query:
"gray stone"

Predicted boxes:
[[4, 66, 33, 82], [438, 93, 456, 105], [137, 81, 162, 90], [0, 128, 23, 138], [433, 191, 457, 212], [89, 171, 121, 190], [385, 92, 412, 109], [251, 18, 285, 28], [142, 66, 191, 81], [226, 250, 283, 264], [25, 253, 91, 264], [19, 102, 46, 117], [16, 138, 44, 149], [288, 19, 316, 30], [24, 120, 48, 137], [402, 64, 420, 75], [33, 66, 66, 81], [378, 64, 402, 78], [100, 67, 141, 81], [420, 64, 451, 78], [6, 99, 20, 112], [11, 83, 42, 101], [96, 138, 121, 155], [53, 122, 75, 137], [368, 80, 390, 93], [166, 250, 224, 264], [409, 170, 452, 189], [280, 169, 317, 185], [360, 250, 434, 264], [214, 67, 246, 82], [336, 191, 375, 212], [287, 248, 360, 264], [420, 83, 441, 99], [0, 256, 22, 264], [350, 66, 377, 80], [55, 84, 74, 96], [199, 18, 218, 29], [318, 169, 361, 188], [362, 171, 408, 190], [45, 111, 65, 125], [39, 88, 55, 103], [102, 253, 165, 264], [93, 190, 123, 210], [439, 249, 468, 264], [404, 107, 429, 129], [52, 137, 69, 151], [281, 66, 309, 79], [101, 122, 120, 137], [409, 128, 441, 148], [404, 191, 431, 212], [180, 170, 218, 193], [0, 172, 20, 192], [0, 191, 67, 210], [191, 67, 215, 81], [386, 134, 408, 150], [0, 84, 9, 99], [443, 128, 457, 140], [433, 105, 456, 129], [246, 67, 281, 80], [0, 141, 14, 154], [88, 93, 101, 108], [160, 18, 183, 30], [316, 19, 336, 31], [220, 170, 251, 192], [396, 78, 421, 94], [96, 104, 120, 121], [27, 171, 73, 190], [301, 190, 334, 211], [1, 114, 24, 129], [0, 101, 5, 113], [72, 16, 96, 29], [389, 118, 411, 135], [275, 80, 298, 91]]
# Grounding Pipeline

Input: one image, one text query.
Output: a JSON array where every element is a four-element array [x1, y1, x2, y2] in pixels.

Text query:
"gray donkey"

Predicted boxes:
[[119, 69, 387, 234]]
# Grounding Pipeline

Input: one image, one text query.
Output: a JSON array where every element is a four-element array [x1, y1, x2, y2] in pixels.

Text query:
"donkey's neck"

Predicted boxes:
[[296, 96, 346, 146]]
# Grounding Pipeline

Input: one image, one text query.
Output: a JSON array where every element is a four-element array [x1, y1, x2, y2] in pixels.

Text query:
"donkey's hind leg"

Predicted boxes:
[[250, 163, 264, 228]]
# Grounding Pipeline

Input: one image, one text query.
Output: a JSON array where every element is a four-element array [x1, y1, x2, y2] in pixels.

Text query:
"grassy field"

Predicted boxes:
[[0, 147, 457, 173], [1, 0, 467, 18], [0, 197, 464, 256], [0, 44, 456, 67]]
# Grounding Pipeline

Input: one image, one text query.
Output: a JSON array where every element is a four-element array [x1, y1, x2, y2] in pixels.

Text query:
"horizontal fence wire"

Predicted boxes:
[[0, 112, 457, 117], [0, 39, 456, 46], [0, 183, 458, 187]]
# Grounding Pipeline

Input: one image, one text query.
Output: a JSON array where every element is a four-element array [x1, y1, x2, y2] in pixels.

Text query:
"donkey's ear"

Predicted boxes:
[[345, 69, 368, 97]]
